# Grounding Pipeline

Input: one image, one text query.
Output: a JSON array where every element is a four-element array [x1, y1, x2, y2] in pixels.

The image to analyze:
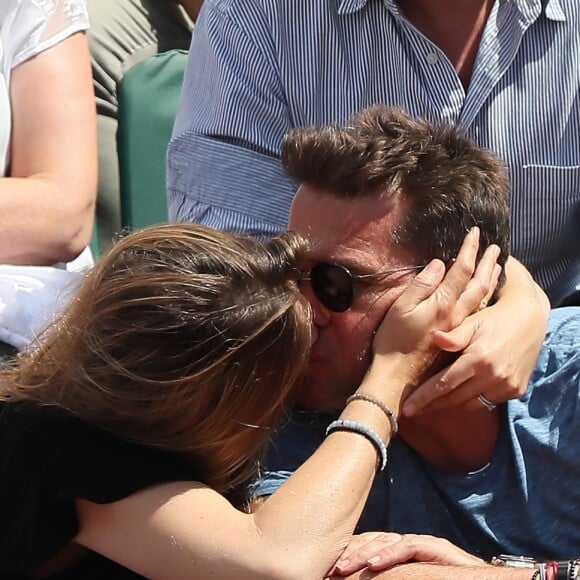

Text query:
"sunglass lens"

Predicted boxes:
[[310, 264, 353, 312]]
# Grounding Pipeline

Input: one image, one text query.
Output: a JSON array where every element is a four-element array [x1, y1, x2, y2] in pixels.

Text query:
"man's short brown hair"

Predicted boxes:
[[282, 106, 510, 271]]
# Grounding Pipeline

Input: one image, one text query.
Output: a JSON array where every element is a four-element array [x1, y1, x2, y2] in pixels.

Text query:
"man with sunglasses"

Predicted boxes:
[[253, 106, 580, 573]]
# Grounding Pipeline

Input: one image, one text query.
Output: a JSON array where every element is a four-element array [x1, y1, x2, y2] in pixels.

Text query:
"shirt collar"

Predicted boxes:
[[511, 0, 567, 23], [337, 0, 370, 15], [543, 0, 566, 22], [338, 0, 566, 22]]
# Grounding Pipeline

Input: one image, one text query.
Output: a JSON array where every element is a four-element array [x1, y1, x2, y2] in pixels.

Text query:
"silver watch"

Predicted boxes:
[[491, 554, 539, 568]]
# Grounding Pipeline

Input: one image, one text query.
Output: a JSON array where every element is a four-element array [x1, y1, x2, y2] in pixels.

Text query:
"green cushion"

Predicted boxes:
[[117, 49, 188, 230]]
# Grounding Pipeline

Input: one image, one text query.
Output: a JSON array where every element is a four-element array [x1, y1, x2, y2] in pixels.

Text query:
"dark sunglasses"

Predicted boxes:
[[302, 262, 426, 313]]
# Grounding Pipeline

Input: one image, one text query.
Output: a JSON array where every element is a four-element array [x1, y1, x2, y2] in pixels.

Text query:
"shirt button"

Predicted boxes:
[[426, 52, 439, 65]]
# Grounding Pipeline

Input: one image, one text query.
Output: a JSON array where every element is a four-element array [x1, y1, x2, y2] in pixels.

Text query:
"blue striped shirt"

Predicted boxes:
[[168, 0, 580, 301]]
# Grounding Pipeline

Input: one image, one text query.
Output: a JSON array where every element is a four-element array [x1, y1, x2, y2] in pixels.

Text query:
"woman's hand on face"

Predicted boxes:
[[400, 259, 550, 417], [371, 227, 500, 387], [328, 532, 486, 576]]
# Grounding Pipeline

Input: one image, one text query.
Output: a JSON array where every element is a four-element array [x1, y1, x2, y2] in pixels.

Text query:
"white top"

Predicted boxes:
[[0, 0, 90, 173]]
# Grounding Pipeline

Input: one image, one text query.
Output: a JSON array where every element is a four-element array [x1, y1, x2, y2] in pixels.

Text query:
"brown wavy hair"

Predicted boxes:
[[0, 224, 311, 497], [282, 105, 510, 290]]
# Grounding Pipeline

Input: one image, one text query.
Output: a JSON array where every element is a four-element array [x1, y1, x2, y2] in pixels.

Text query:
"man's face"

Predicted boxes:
[[289, 185, 419, 412]]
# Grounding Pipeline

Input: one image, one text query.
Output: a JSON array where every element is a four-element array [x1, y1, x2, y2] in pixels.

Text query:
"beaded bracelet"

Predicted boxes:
[[346, 393, 398, 436], [326, 419, 388, 471]]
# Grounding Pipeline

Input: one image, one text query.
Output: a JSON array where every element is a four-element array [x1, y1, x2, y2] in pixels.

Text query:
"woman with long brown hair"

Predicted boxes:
[[0, 223, 496, 579]]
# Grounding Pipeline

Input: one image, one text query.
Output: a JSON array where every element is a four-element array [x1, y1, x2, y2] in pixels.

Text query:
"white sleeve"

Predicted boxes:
[[12, 0, 90, 68]]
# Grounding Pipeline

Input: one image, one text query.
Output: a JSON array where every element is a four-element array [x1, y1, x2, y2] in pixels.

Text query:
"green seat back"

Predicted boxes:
[[117, 49, 188, 230]]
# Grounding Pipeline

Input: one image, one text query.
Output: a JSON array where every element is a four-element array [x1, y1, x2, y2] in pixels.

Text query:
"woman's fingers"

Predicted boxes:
[[431, 322, 478, 353], [401, 320, 480, 414], [403, 366, 472, 416], [453, 247, 501, 322], [419, 229, 498, 331], [372, 259, 446, 356], [384, 259, 446, 315], [372, 228, 502, 401], [421, 227, 480, 325], [385, 226, 481, 319]]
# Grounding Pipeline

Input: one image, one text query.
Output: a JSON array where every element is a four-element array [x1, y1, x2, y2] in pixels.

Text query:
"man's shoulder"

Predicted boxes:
[[515, 307, 580, 419], [251, 411, 331, 498], [265, 411, 331, 470], [540, 306, 580, 360]]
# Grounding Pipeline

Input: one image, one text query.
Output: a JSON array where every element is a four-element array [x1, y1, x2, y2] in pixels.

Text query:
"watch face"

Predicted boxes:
[[491, 555, 538, 568]]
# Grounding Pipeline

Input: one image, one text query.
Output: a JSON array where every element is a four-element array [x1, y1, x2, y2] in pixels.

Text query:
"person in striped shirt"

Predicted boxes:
[[168, 0, 580, 305]]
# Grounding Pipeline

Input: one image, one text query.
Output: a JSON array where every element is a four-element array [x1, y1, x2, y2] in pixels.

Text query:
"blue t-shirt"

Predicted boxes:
[[255, 307, 580, 560]]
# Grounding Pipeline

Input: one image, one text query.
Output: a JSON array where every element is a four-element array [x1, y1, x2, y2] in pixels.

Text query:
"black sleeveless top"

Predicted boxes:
[[0, 402, 193, 578]]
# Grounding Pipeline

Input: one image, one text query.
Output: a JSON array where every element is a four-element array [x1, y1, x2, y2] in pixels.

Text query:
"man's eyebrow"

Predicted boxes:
[[303, 243, 379, 272], [308, 257, 380, 276]]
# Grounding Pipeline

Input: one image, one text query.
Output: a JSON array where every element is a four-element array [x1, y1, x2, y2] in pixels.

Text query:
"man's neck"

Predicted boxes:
[[178, 0, 203, 21], [399, 406, 501, 472], [395, 0, 494, 88]]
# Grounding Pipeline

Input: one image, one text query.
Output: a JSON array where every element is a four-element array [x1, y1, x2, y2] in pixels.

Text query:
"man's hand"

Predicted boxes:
[[326, 533, 535, 579], [328, 562, 533, 580], [328, 532, 486, 576]]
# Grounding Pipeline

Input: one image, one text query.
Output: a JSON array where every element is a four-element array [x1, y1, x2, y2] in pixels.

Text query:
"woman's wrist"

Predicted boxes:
[[362, 354, 420, 410]]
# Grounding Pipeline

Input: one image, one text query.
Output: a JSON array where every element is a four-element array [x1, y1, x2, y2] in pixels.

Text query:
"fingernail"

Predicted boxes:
[[425, 260, 444, 274], [470, 226, 480, 237], [403, 402, 416, 417], [368, 556, 381, 565], [335, 558, 349, 570]]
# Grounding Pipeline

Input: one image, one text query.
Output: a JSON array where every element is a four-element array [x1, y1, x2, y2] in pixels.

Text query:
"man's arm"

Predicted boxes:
[[167, 0, 296, 237], [328, 533, 538, 580]]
